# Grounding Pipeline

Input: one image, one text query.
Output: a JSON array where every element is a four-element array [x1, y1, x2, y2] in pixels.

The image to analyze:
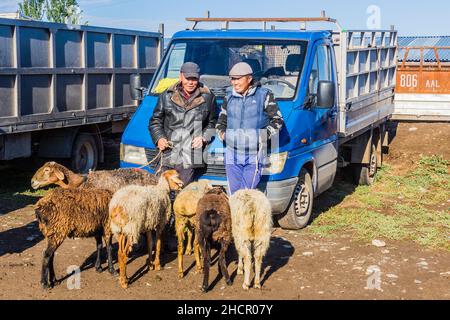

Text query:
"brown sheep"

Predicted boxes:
[[195, 186, 232, 292], [35, 187, 115, 289], [109, 170, 184, 288], [173, 180, 212, 278], [31, 161, 158, 193]]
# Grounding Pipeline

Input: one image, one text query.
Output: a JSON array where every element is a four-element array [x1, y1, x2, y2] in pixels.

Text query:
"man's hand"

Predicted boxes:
[[192, 136, 206, 149], [157, 138, 170, 151], [219, 131, 225, 141]]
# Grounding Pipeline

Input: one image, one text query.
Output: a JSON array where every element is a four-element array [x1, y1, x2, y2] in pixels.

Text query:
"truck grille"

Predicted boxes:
[[144, 148, 227, 178], [144, 148, 160, 170]]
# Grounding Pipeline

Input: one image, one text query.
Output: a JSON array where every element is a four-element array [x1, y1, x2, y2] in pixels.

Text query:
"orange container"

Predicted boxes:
[[396, 46, 450, 94]]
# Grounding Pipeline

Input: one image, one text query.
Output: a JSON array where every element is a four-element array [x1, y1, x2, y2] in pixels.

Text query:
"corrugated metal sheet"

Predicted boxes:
[[398, 36, 450, 62]]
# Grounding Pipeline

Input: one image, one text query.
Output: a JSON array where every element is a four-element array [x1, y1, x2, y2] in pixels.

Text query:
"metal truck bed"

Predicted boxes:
[[0, 18, 163, 135], [333, 29, 397, 139]]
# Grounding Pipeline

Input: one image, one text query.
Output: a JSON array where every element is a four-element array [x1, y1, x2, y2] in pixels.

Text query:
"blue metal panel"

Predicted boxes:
[[398, 36, 450, 62]]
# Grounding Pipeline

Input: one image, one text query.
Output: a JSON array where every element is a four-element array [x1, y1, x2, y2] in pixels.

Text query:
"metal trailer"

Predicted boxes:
[[394, 45, 450, 121], [0, 18, 163, 172], [333, 29, 397, 139]]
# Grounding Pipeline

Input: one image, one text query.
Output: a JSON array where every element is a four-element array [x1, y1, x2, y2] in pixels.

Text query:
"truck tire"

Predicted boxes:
[[71, 133, 98, 173], [277, 169, 313, 230], [353, 143, 377, 186]]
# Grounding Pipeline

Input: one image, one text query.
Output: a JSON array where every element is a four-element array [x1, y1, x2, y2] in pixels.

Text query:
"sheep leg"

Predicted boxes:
[[146, 231, 154, 270], [94, 235, 103, 273], [41, 239, 61, 289], [185, 228, 193, 255], [118, 234, 129, 289], [176, 219, 185, 278], [194, 236, 203, 274], [253, 241, 267, 289], [240, 241, 252, 290], [237, 256, 244, 275], [219, 240, 232, 286], [153, 228, 163, 271], [105, 235, 117, 276], [201, 240, 211, 293]]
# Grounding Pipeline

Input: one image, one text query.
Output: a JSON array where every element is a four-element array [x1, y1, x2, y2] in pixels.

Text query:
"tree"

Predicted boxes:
[[17, 0, 86, 24], [18, 0, 46, 20], [46, 0, 84, 24]]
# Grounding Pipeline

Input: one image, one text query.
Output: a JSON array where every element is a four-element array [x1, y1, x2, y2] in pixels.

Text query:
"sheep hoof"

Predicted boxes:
[[95, 266, 103, 273], [178, 272, 184, 279], [226, 279, 232, 286], [119, 279, 129, 289], [154, 265, 162, 271], [41, 282, 51, 290], [242, 284, 250, 291], [195, 268, 203, 275], [201, 286, 208, 293], [254, 283, 261, 289], [109, 269, 118, 276]]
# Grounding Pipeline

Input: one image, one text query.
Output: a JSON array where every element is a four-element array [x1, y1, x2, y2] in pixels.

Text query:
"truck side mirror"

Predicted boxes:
[[316, 81, 335, 108], [130, 74, 145, 101]]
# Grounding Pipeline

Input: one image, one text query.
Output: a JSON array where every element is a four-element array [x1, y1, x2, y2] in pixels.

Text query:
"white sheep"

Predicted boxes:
[[229, 189, 273, 290], [109, 170, 184, 288]]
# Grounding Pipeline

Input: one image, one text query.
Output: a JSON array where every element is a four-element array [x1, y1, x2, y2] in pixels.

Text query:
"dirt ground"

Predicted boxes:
[[0, 122, 449, 300]]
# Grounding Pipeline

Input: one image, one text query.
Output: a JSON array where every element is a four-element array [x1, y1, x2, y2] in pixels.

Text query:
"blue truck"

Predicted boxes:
[[120, 16, 398, 229]]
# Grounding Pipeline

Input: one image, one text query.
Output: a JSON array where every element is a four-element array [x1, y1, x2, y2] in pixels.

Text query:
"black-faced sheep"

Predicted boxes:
[[31, 161, 158, 192], [229, 189, 273, 290], [173, 180, 212, 278], [35, 188, 115, 289], [109, 170, 184, 288], [195, 186, 232, 292]]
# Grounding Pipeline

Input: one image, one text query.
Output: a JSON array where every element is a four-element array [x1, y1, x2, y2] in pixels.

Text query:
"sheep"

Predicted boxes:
[[229, 189, 273, 290], [31, 161, 158, 193], [195, 186, 232, 292], [35, 187, 115, 289], [109, 170, 184, 288], [173, 180, 212, 278]]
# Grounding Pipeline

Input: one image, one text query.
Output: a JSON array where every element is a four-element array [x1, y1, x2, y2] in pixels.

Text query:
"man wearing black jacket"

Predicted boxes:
[[149, 62, 217, 185]]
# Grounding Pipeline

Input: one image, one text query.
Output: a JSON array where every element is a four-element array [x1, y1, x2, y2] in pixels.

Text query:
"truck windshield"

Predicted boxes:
[[150, 39, 308, 99]]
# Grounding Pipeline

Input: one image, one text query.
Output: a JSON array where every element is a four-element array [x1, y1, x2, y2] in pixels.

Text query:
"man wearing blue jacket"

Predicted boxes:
[[216, 62, 284, 195]]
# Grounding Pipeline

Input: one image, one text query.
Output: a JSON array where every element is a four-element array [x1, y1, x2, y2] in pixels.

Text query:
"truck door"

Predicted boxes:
[[305, 40, 338, 194]]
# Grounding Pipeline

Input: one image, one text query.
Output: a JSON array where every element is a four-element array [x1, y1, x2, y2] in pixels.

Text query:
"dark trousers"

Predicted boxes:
[[159, 164, 195, 186]]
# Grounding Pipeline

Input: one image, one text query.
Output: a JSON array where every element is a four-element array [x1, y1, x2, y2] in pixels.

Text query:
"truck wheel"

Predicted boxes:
[[277, 169, 313, 230], [353, 143, 377, 186], [71, 133, 98, 173]]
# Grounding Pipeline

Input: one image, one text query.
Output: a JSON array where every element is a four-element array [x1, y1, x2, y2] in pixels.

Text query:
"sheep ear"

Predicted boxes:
[[54, 169, 65, 181]]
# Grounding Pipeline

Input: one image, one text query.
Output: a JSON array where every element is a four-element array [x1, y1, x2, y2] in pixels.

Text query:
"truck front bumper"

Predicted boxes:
[[208, 177, 298, 215]]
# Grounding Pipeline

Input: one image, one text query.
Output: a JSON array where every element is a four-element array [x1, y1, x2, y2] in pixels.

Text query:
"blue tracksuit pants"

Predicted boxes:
[[225, 150, 263, 195]]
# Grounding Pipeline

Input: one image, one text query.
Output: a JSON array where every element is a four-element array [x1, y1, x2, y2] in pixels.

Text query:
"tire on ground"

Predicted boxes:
[[277, 168, 314, 230], [71, 133, 98, 173]]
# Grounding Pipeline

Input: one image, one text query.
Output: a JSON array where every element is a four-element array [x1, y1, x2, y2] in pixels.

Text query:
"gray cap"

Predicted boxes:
[[180, 62, 200, 78], [229, 62, 253, 77]]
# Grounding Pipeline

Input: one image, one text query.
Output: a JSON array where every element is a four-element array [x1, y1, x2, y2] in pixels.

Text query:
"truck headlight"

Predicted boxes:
[[263, 152, 288, 175], [120, 144, 147, 165]]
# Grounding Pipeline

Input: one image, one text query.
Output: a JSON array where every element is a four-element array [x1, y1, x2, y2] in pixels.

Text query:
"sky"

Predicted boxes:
[[1, 0, 449, 37]]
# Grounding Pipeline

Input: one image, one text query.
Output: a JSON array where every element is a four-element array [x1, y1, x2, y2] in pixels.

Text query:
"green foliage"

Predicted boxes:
[[17, 0, 86, 24], [45, 0, 83, 24], [308, 155, 450, 251], [18, 0, 45, 20]]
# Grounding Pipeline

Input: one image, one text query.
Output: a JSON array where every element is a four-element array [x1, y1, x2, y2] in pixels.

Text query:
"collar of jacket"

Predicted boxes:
[[167, 81, 211, 110], [231, 81, 261, 98]]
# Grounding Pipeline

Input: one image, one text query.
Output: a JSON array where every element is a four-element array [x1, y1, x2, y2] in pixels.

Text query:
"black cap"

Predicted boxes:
[[180, 62, 200, 79]]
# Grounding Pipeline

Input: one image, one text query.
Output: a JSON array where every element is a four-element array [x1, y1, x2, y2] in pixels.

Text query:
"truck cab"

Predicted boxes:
[[120, 17, 397, 230]]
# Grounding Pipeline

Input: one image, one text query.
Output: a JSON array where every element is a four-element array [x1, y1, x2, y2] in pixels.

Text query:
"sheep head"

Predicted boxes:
[[31, 162, 85, 189], [161, 170, 184, 191]]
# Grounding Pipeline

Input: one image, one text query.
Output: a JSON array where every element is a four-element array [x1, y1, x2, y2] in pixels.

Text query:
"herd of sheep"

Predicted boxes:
[[31, 162, 273, 292]]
